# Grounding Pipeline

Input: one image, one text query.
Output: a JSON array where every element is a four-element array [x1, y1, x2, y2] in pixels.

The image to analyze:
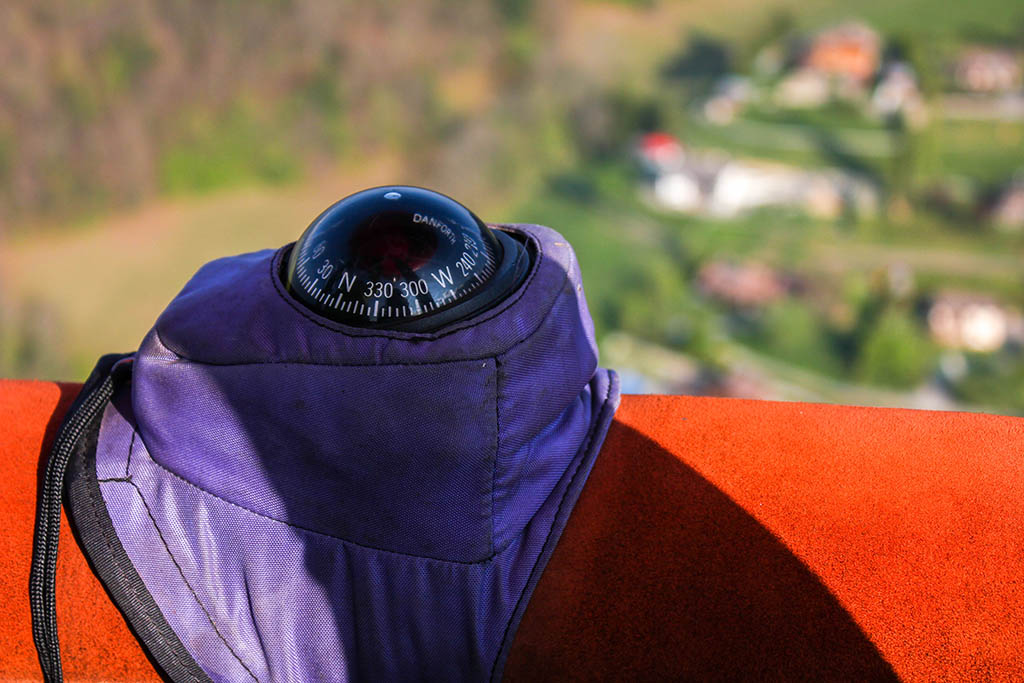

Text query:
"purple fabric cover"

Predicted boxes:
[[91, 224, 620, 681]]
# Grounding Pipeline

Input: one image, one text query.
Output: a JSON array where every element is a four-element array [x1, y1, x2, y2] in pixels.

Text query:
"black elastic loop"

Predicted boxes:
[[29, 353, 130, 682]]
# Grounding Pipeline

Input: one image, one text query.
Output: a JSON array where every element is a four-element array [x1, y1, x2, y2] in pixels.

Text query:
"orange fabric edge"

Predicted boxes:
[[0, 380, 159, 681]]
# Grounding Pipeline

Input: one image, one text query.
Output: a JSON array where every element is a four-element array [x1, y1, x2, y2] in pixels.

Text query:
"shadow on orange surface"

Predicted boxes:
[[505, 420, 899, 680]]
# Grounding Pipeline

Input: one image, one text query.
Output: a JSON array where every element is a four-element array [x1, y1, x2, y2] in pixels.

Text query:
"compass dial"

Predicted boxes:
[[284, 186, 530, 332]]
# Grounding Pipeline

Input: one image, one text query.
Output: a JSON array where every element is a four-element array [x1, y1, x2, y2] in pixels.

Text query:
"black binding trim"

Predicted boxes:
[[30, 354, 210, 683]]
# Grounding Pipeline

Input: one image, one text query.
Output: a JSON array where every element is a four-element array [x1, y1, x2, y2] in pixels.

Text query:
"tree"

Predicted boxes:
[[855, 309, 937, 388]]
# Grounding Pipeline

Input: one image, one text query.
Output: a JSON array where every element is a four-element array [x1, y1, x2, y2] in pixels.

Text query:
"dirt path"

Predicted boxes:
[[813, 241, 1024, 281]]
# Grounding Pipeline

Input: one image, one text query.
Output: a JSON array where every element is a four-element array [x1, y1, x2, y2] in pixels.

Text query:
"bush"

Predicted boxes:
[[855, 309, 937, 388], [951, 352, 1024, 415], [756, 299, 843, 376]]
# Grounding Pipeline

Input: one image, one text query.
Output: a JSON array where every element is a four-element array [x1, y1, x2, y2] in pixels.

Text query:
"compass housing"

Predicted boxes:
[[284, 186, 531, 332]]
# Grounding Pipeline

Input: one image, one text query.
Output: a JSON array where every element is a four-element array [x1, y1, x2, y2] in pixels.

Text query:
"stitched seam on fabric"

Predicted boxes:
[[106, 476, 261, 681], [488, 373, 614, 681], [131, 435, 499, 566], [491, 355, 500, 556], [124, 430, 136, 477], [153, 324, 509, 369], [489, 434, 538, 557], [152, 250, 573, 374], [485, 276, 588, 558], [241, 568, 271, 665], [85, 475, 200, 683], [154, 227, 564, 366], [265, 225, 546, 341]]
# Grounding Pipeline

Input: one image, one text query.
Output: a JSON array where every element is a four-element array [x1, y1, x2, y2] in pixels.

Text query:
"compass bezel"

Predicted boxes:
[[283, 186, 531, 333]]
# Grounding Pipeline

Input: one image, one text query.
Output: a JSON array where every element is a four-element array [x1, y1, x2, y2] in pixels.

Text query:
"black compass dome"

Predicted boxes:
[[284, 186, 531, 332]]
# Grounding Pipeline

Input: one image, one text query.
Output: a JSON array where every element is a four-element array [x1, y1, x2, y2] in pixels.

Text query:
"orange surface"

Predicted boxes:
[[2, 382, 1024, 680], [506, 395, 1024, 681], [0, 380, 159, 681]]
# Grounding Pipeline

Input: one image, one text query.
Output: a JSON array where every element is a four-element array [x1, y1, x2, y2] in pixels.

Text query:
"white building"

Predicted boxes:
[[953, 49, 1022, 94], [653, 172, 702, 212], [774, 68, 831, 109], [991, 180, 1024, 230], [703, 75, 756, 125], [927, 292, 1010, 353], [705, 160, 876, 220], [708, 161, 807, 217], [645, 152, 877, 220], [871, 62, 929, 128]]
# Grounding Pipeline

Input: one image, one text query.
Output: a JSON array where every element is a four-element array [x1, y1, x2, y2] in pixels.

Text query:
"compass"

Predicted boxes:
[[284, 186, 531, 332]]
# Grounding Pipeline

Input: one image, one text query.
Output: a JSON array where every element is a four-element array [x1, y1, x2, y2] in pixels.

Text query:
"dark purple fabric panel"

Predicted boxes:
[[92, 223, 620, 679], [134, 335, 499, 561], [492, 258, 599, 549]]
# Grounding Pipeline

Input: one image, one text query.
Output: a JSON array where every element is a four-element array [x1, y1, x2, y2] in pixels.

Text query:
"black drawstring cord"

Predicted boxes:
[[29, 358, 126, 682]]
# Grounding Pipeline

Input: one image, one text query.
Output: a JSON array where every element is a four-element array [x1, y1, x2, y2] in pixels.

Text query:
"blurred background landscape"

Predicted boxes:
[[1, 0, 1023, 414]]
